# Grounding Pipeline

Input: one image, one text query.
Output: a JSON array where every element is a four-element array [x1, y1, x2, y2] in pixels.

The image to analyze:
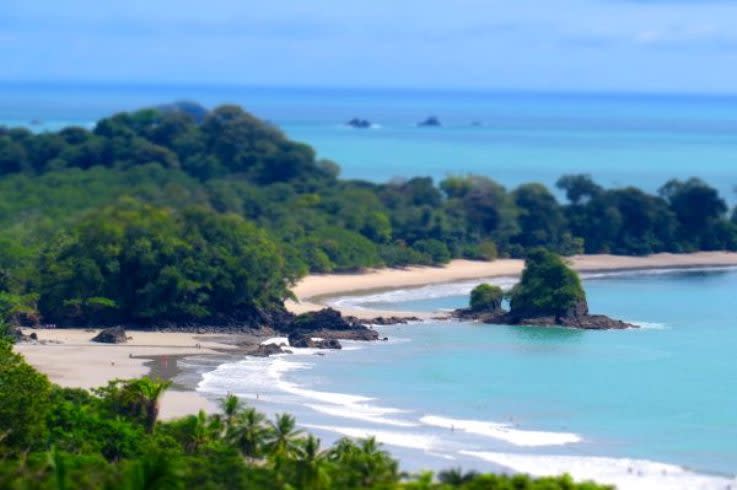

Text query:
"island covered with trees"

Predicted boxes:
[[1, 102, 736, 327], [455, 249, 635, 329]]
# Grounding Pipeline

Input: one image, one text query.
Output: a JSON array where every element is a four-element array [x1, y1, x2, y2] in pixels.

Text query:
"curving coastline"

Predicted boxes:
[[286, 252, 737, 317]]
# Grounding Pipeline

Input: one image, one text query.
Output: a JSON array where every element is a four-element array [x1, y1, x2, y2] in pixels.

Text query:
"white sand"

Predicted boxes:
[[14, 329, 229, 419], [286, 252, 737, 316]]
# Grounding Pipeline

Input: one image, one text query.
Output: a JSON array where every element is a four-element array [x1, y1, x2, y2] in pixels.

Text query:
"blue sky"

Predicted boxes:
[[4, 0, 737, 92]]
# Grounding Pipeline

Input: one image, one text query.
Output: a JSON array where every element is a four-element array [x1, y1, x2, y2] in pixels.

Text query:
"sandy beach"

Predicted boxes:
[[287, 252, 737, 317], [14, 329, 240, 419], [15, 251, 737, 422]]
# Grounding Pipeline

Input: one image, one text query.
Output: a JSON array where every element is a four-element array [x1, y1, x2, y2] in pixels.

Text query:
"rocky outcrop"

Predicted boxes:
[[251, 343, 292, 357], [351, 315, 422, 325], [91, 326, 128, 344], [285, 308, 380, 341], [288, 331, 342, 349], [12, 328, 37, 343], [418, 116, 441, 127], [347, 118, 371, 129], [454, 299, 636, 330]]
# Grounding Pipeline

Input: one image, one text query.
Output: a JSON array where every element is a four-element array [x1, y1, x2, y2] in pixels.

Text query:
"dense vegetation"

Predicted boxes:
[[469, 284, 503, 312], [1, 102, 737, 325], [0, 337, 612, 489], [509, 249, 585, 317]]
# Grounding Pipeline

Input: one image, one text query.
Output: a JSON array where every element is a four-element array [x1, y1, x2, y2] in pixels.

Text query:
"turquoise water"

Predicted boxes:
[[4, 83, 737, 196], [197, 269, 737, 485]]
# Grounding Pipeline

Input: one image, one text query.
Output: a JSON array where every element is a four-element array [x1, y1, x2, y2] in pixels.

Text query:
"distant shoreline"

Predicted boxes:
[[286, 252, 737, 317]]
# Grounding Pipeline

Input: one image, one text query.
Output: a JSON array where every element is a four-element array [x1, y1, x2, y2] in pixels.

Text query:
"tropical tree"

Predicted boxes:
[[295, 435, 331, 490], [264, 414, 305, 466], [106, 377, 172, 434], [229, 407, 269, 460]]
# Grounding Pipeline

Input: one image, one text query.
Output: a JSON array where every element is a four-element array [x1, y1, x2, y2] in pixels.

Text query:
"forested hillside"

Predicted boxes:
[[1, 102, 735, 325]]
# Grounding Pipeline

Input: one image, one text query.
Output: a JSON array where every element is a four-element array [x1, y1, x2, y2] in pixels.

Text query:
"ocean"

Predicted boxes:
[[4, 83, 737, 487], [4, 82, 737, 197], [195, 268, 737, 489]]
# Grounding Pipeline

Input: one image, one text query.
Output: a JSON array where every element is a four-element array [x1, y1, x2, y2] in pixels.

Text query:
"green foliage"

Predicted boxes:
[[469, 283, 504, 311], [510, 248, 586, 317], [412, 239, 452, 265], [1, 105, 737, 326], [0, 342, 52, 450], [37, 199, 293, 325]]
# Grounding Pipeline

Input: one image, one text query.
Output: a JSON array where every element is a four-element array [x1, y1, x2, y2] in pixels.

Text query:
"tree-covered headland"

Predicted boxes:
[[1, 102, 736, 326]]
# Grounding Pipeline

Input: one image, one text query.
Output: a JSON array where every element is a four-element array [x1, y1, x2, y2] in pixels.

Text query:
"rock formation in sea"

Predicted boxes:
[[455, 250, 637, 330], [346, 117, 372, 128], [418, 116, 441, 127], [285, 308, 379, 341], [287, 331, 342, 349], [250, 342, 292, 357]]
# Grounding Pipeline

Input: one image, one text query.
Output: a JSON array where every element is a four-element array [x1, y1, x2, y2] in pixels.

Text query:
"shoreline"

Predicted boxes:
[[286, 252, 737, 317], [13, 329, 267, 419], [12, 253, 737, 488]]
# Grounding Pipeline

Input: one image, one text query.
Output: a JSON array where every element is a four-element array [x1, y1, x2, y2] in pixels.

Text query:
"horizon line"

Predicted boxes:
[[3, 79, 737, 100]]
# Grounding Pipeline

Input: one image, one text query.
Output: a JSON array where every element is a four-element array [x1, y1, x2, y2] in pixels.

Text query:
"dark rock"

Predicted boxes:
[[91, 326, 128, 344], [29, 332, 38, 341], [347, 118, 372, 129], [285, 308, 379, 340], [453, 299, 637, 330], [418, 116, 441, 127], [288, 331, 342, 349], [251, 342, 291, 357], [12, 328, 33, 343], [355, 315, 422, 325]]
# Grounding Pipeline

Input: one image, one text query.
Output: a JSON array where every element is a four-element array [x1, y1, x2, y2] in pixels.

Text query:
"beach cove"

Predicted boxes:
[[15, 252, 737, 489]]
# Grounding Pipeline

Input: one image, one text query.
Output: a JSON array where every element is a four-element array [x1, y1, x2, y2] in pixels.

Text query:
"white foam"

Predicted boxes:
[[421, 415, 581, 447], [628, 321, 668, 330], [460, 451, 736, 490], [329, 276, 518, 309], [197, 347, 416, 430], [328, 265, 737, 311], [304, 424, 436, 451], [305, 403, 418, 427], [261, 337, 289, 346]]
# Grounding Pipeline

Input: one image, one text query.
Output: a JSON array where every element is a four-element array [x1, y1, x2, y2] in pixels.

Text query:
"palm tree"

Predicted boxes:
[[120, 377, 172, 433], [179, 410, 212, 454], [438, 467, 479, 486], [123, 451, 184, 490], [295, 435, 331, 490], [355, 437, 399, 488], [219, 393, 242, 433], [228, 407, 268, 460], [264, 413, 305, 464]]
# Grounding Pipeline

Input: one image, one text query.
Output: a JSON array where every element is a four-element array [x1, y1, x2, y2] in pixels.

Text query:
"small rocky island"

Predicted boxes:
[[455, 249, 636, 330], [417, 116, 441, 127], [346, 117, 372, 128]]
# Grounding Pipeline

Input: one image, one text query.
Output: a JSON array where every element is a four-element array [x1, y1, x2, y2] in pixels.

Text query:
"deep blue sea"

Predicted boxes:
[[4, 82, 737, 197]]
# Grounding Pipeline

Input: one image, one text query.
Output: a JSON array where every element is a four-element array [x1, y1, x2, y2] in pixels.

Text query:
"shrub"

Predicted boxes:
[[469, 283, 504, 311]]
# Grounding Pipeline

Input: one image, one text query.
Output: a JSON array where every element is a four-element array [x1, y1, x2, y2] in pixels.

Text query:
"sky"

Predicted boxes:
[[4, 0, 737, 93]]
